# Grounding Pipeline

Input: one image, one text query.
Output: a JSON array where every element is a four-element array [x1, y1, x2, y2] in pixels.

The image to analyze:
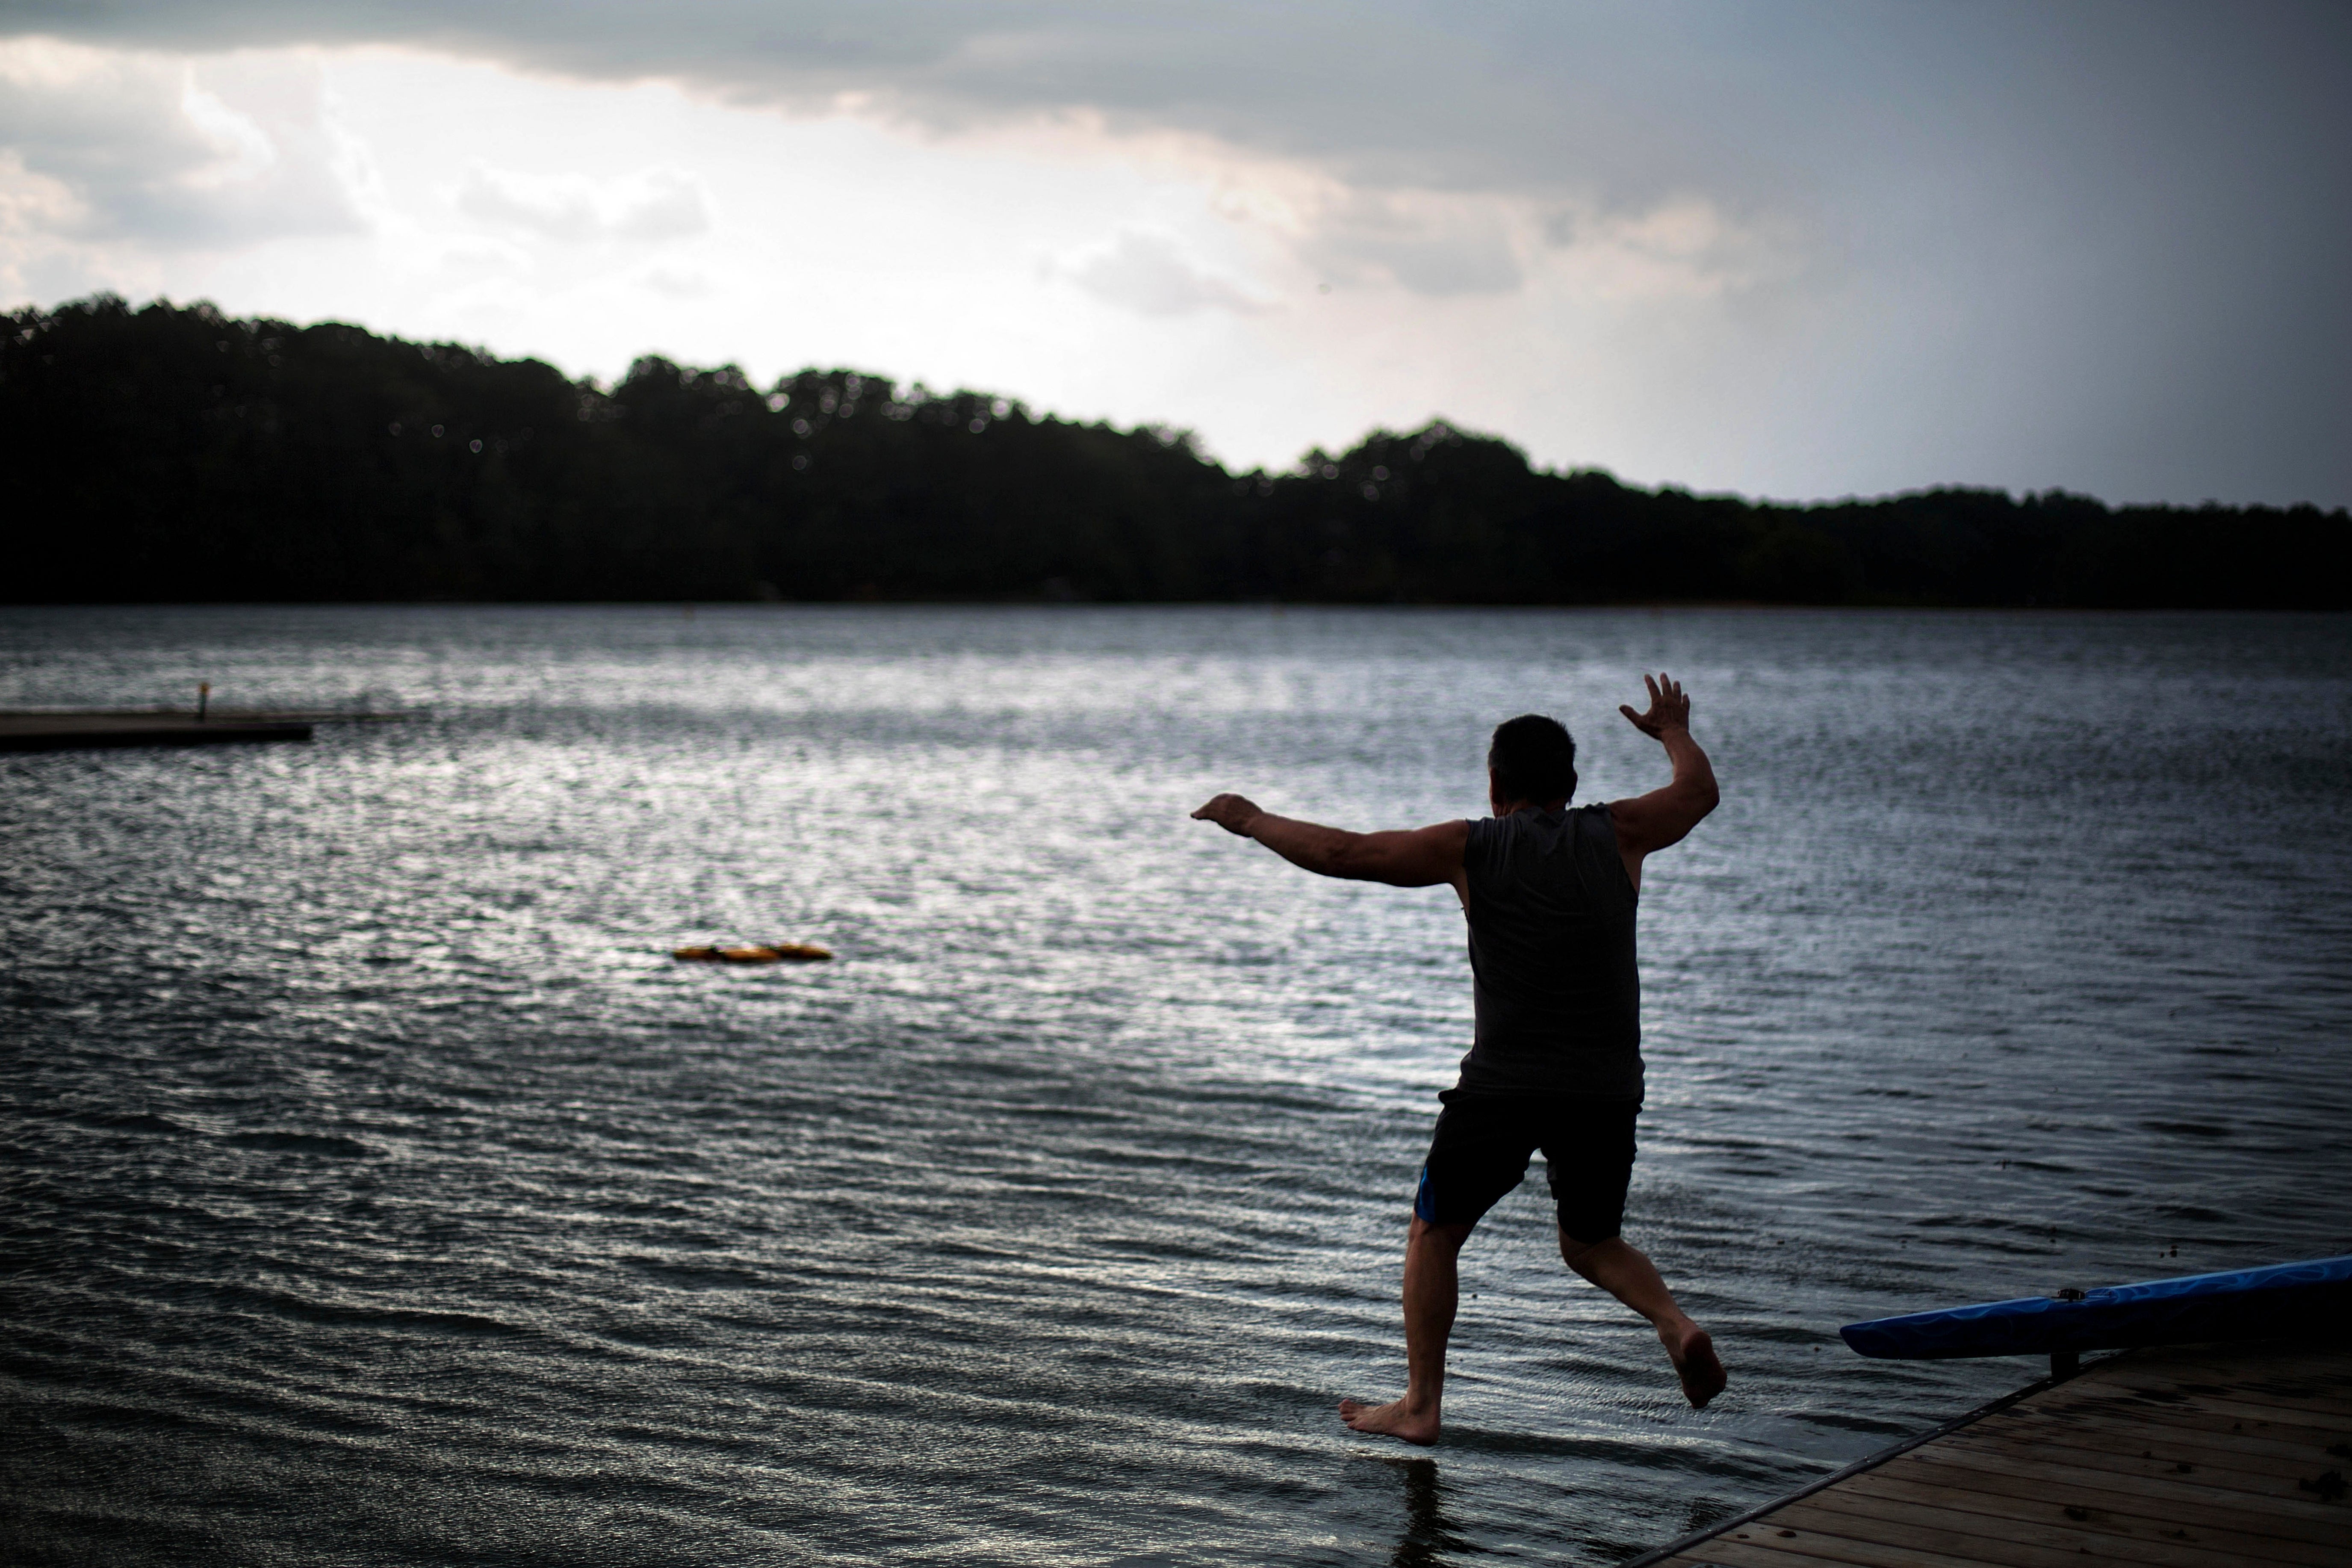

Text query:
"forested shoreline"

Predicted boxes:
[[6, 295, 2345, 608]]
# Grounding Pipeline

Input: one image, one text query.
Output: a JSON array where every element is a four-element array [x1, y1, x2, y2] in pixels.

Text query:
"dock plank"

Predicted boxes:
[[1630, 1344, 2352, 1568], [1659, 1544, 1845, 1568], [1945, 1424, 2319, 1500], [1983, 1403, 2347, 1470], [2125, 1352, 2352, 1402], [0, 707, 408, 753], [2026, 1391, 2350, 1447], [1667, 1524, 2058, 1568], [1835, 1468, 2338, 1565], [1909, 1425, 2350, 1515], [1896, 1445, 2350, 1543], [2049, 1370, 2352, 1411], [2129, 1376, 2352, 1410], [1792, 1486, 2260, 1568], [0, 712, 312, 751], [1964, 1400, 2339, 1465], [2102, 1346, 2352, 1384], [2079, 1401, 2352, 1438]]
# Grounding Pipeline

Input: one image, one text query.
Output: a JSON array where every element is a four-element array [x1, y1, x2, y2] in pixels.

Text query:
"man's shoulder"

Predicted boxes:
[[1480, 804, 1603, 832], [1468, 806, 1597, 864]]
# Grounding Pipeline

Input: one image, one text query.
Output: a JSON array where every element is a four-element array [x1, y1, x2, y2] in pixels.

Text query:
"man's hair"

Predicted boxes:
[[1487, 714, 1577, 805]]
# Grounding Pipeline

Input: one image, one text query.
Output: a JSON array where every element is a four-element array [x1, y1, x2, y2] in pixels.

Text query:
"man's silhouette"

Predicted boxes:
[[1192, 674, 1726, 1443]]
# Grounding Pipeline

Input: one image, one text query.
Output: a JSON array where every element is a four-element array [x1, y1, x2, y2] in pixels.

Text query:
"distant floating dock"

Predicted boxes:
[[1635, 1341, 2352, 1568], [0, 709, 406, 752]]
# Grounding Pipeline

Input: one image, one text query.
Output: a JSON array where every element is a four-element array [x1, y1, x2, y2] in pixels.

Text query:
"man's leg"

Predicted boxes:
[[1557, 1231, 1727, 1409], [1340, 1215, 1473, 1445]]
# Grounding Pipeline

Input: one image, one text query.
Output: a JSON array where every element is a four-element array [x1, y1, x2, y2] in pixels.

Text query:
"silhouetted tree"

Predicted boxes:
[[4, 296, 2344, 608]]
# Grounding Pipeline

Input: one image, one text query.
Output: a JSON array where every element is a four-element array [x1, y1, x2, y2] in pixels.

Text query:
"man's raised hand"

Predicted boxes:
[[1618, 673, 1692, 740], [1192, 793, 1264, 837]]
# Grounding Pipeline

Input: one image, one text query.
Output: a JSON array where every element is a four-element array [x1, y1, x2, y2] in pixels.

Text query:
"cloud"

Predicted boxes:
[[0, 2, 2344, 504], [453, 163, 710, 243], [0, 6, 1825, 256], [1051, 228, 1266, 316], [0, 38, 362, 246], [15, 3, 2331, 322], [0, 9, 1700, 244], [1543, 195, 1797, 302], [1287, 188, 1523, 297], [637, 263, 711, 298], [5, 3, 2344, 228]]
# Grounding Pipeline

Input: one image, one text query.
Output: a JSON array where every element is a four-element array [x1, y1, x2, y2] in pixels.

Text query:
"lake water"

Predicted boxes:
[[3, 605, 2348, 1567]]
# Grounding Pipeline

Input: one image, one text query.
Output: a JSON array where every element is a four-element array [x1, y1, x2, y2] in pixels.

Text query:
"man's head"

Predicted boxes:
[[1487, 714, 1576, 812]]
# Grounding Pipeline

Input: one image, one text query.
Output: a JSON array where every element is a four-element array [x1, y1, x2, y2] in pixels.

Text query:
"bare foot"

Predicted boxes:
[[1661, 1322, 1727, 1409], [1339, 1396, 1442, 1446]]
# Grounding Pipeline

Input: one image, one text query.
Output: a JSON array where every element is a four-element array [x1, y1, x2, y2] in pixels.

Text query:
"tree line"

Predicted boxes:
[[5, 295, 2344, 608]]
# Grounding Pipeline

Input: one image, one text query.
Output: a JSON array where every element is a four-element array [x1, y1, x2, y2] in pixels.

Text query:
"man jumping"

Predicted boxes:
[[1191, 673, 1726, 1444]]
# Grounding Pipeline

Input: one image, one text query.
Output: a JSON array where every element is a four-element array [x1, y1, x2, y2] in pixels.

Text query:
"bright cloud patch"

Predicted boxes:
[[453, 163, 710, 243], [0, 39, 361, 247], [1052, 229, 1267, 316]]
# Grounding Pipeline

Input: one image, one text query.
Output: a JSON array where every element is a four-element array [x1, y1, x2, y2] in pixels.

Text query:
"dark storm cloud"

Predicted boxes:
[[3, 3, 2334, 182], [0, 2, 2233, 204], [11, 2, 2344, 283]]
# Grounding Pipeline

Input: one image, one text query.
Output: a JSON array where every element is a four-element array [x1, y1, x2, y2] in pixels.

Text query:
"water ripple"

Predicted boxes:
[[3, 605, 2348, 1566]]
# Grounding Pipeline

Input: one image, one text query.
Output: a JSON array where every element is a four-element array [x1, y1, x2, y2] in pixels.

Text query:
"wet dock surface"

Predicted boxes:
[[1640, 1341, 2352, 1567]]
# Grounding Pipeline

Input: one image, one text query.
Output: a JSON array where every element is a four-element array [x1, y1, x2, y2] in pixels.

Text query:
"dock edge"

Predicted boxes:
[[1620, 1351, 2125, 1568]]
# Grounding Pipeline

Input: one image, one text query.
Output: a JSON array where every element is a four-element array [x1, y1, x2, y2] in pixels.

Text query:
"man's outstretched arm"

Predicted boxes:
[[1608, 672, 1719, 889], [1191, 794, 1469, 889]]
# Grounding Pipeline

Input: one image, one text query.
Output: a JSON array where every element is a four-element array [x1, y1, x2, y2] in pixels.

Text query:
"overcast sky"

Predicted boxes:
[[2, 1, 2345, 505]]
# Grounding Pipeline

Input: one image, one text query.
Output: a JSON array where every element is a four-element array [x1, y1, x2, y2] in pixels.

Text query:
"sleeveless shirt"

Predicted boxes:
[[1453, 803, 1644, 1100]]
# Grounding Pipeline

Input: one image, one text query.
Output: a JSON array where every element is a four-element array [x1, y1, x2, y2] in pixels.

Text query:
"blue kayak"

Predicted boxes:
[[1841, 1254, 2352, 1361]]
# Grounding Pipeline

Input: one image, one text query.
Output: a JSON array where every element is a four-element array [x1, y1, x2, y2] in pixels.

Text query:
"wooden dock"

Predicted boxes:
[[0, 708, 412, 752], [1635, 1340, 2352, 1568]]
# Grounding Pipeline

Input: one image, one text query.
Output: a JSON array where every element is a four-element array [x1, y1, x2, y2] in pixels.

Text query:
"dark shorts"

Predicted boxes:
[[1412, 1092, 1639, 1242]]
